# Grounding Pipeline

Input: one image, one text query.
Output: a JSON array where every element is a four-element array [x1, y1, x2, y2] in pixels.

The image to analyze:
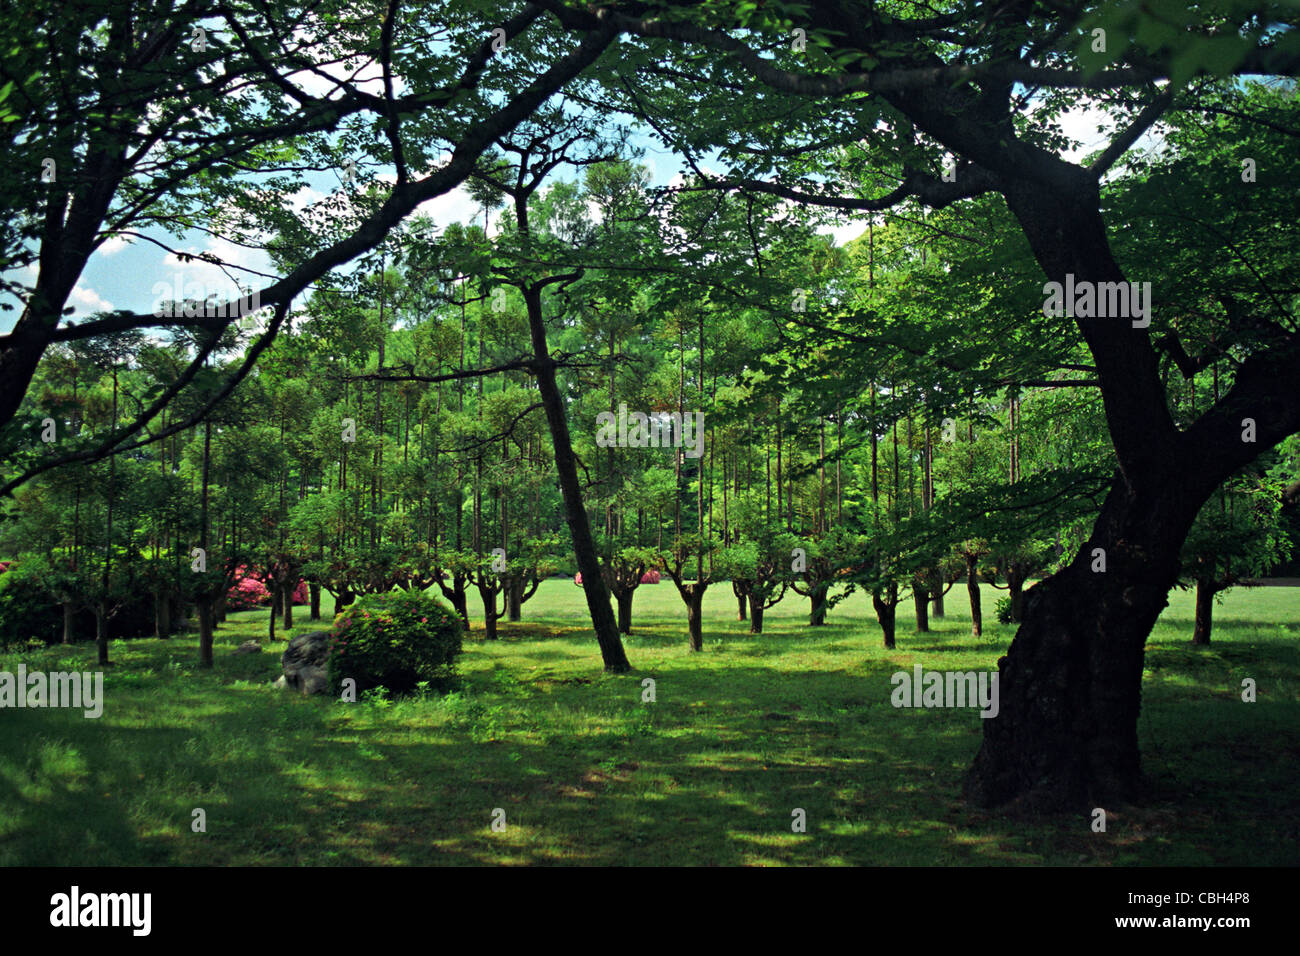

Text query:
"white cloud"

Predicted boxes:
[[97, 234, 133, 256], [69, 285, 114, 314]]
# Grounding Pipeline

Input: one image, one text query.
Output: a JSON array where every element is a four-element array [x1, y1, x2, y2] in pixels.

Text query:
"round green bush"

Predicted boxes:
[[994, 595, 1014, 625], [327, 590, 464, 695]]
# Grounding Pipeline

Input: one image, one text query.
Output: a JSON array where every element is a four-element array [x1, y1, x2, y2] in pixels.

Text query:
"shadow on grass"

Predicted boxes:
[[1, 590, 1296, 866]]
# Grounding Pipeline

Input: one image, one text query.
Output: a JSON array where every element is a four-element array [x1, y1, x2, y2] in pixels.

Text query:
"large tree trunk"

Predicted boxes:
[[1192, 578, 1215, 646], [965, 453, 1208, 811], [309, 582, 321, 620], [966, 554, 982, 637], [737, 592, 747, 620], [524, 285, 629, 672], [283, 585, 294, 630], [749, 595, 765, 634]]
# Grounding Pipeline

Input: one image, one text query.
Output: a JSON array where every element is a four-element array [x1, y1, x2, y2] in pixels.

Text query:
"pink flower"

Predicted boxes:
[[421, 617, 428, 623]]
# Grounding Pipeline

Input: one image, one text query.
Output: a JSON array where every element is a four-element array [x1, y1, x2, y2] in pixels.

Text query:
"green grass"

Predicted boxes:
[[1, 580, 1297, 865]]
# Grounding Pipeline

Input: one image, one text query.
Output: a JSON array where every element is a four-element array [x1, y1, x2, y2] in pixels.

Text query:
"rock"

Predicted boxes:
[[273, 675, 287, 690], [279, 629, 332, 695], [233, 641, 262, 654]]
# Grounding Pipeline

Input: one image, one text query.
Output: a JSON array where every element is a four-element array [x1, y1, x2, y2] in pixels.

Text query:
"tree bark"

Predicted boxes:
[[737, 592, 748, 620], [808, 582, 828, 626], [451, 589, 470, 631], [334, 589, 354, 618], [913, 580, 929, 632], [309, 582, 321, 620], [1192, 578, 1215, 646], [615, 588, 635, 634], [524, 284, 629, 672], [479, 591, 499, 640], [685, 587, 705, 651], [62, 601, 75, 645], [155, 593, 171, 639], [872, 586, 897, 650], [966, 553, 982, 637], [749, 595, 765, 634], [95, 602, 110, 666], [198, 598, 215, 668], [1008, 568, 1027, 622]]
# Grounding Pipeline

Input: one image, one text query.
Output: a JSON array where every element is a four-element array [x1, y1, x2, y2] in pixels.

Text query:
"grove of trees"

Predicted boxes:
[[2, 1, 1298, 815]]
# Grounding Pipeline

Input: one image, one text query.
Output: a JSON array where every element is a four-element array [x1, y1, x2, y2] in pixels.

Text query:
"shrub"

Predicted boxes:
[[227, 566, 309, 611], [327, 590, 463, 695], [995, 596, 1014, 625]]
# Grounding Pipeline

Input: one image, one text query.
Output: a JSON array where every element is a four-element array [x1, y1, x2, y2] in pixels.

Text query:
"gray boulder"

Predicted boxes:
[[279, 630, 332, 695], [233, 640, 262, 655]]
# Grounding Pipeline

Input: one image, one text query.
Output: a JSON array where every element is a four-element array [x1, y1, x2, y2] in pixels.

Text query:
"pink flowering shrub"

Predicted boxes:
[[227, 566, 309, 610], [227, 569, 269, 610]]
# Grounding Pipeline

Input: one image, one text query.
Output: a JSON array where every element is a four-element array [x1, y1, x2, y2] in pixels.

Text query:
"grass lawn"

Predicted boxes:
[[1, 579, 1297, 866]]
